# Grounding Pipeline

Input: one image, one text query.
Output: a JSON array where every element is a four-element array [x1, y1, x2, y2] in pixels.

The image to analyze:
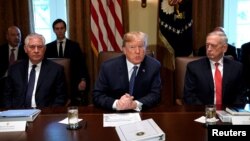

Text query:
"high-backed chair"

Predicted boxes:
[[174, 56, 202, 105], [97, 49, 155, 71], [48, 58, 71, 106]]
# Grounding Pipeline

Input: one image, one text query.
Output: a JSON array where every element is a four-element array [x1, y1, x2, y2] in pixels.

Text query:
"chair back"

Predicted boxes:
[[48, 58, 71, 106], [174, 56, 202, 105], [97, 50, 155, 71]]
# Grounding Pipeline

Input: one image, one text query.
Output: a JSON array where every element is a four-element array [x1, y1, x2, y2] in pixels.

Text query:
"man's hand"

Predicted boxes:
[[116, 94, 137, 110]]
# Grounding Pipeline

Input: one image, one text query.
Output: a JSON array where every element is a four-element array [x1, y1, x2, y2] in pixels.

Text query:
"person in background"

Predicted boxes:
[[184, 30, 245, 106], [240, 41, 250, 102], [93, 31, 161, 111], [45, 19, 89, 106], [0, 26, 27, 107], [197, 26, 238, 60], [3, 33, 66, 108]]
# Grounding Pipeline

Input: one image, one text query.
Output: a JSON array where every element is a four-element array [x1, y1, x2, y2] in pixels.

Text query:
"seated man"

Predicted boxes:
[[93, 31, 161, 111], [184, 30, 245, 105], [3, 33, 67, 108], [197, 27, 238, 60]]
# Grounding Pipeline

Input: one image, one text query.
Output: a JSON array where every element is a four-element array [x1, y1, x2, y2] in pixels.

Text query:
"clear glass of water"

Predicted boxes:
[[67, 106, 79, 129], [205, 105, 217, 125]]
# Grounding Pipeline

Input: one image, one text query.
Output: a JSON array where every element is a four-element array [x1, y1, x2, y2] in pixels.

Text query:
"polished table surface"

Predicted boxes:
[[0, 105, 208, 141]]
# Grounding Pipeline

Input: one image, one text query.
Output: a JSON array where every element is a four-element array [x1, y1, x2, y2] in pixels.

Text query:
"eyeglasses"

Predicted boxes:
[[27, 45, 44, 49]]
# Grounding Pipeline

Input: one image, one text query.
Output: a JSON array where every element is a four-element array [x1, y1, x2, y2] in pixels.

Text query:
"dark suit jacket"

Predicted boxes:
[[0, 43, 27, 78], [3, 59, 67, 108], [93, 55, 161, 111], [45, 39, 89, 100], [0, 43, 27, 107], [183, 57, 244, 105], [198, 44, 238, 60], [240, 42, 250, 88]]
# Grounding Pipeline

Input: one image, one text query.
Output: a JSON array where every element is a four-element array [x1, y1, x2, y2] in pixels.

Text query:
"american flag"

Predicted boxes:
[[91, 0, 124, 56]]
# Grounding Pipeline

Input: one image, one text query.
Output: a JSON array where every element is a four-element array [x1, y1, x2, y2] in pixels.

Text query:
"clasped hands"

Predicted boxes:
[[116, 93, 137, 110]]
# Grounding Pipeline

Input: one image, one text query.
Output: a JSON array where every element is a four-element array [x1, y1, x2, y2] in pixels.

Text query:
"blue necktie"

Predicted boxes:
[[129, 66, 138, 95], [25, 65, 37, 107]]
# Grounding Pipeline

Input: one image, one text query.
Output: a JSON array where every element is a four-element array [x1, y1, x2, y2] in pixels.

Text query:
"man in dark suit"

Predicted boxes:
[[3, 33, 67, 108], [45, 19, 89, 106], [184, 30, 245, 105], [197, 27, 238, 60], [93, 31, 161, 111], [0, 26, 28, 107]]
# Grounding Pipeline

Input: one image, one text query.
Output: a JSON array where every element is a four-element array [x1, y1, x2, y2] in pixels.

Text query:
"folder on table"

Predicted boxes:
[[0, 109, 41, 122], [115, 118, 165, 141]]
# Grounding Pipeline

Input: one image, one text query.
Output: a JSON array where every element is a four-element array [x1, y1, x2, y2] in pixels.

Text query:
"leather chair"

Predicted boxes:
[[48, 58, 71, 106], [174, 56, 202, 105], [97, 49, 155, 71]]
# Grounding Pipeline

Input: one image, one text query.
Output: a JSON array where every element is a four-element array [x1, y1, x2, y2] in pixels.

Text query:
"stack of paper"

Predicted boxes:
[[115, 118, 165, 141], [0, 109, 41, 122]]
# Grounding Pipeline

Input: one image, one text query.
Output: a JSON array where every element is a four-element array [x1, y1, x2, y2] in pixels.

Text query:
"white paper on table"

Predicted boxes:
[[58, 118, 83, 124], [231, 116, 250, 125], [0, 121, 26, 132], [103, 113, 141, 127], [194, 116, 206, 123]]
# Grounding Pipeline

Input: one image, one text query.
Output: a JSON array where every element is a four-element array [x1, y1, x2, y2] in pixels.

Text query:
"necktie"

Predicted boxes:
[[25, 65, 37, 107], [59, 41, 63, 58], [129, 66, 138, 95], [215, 63, 222, 105], [9, 48, 15, 66]]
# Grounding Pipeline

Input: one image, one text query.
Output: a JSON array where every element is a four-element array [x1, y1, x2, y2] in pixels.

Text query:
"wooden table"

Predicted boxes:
[[0, 105, 208, 141]]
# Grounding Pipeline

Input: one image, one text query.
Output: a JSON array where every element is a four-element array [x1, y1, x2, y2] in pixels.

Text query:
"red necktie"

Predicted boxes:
[[215, 63, 222, 105], [9, 48, 16, 66]]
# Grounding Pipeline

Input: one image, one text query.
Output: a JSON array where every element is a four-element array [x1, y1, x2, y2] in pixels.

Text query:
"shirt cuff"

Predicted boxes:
[[112, 100, 118, 110], [134, 100, 142, 111]]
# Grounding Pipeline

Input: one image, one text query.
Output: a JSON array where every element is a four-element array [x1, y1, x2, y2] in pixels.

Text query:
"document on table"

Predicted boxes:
[[231, 116, 250, 125], [103, 113, 141, 127]]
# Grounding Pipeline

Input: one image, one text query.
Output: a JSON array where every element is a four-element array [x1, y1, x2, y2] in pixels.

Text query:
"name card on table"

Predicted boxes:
[[0, 121, 26, 132]]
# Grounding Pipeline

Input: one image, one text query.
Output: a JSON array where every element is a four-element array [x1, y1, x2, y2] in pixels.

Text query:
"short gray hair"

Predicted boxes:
[[24, 33, 46, 46]]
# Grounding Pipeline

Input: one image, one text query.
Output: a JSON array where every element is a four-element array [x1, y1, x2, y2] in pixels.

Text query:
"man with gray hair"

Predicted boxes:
[[184, 30, 245, 105], [3, 33, 67, 108]]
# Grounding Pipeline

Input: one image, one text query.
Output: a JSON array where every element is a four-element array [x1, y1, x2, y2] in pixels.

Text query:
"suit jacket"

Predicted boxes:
[[45, 39, 89, 99], [93, 55, 161, 111], [240, 42, 250, 89], [0, 43, 27, 78], [198, 44, 238, 60], [183, 57, 244, 105], [3, 59, 67, 108]]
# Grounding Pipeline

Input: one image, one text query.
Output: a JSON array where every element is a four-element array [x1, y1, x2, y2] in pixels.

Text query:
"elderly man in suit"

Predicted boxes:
[[45, 19, 89, 106], [184, 30, 245, 106], [3, 33, 67, 108], [0, 26, 28, 107], [93, 31, 161, 111], [197, 27, 238, 60]]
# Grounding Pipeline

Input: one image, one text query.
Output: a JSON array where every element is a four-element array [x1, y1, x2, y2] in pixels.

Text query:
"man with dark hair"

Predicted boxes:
[[45, 19, 89, 106]]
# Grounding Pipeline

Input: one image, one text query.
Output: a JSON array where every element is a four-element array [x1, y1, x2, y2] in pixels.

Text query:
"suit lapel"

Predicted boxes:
[[36, 60, 48, 90], [118, 56, 129, 89], [203, 58, 214, 91]]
